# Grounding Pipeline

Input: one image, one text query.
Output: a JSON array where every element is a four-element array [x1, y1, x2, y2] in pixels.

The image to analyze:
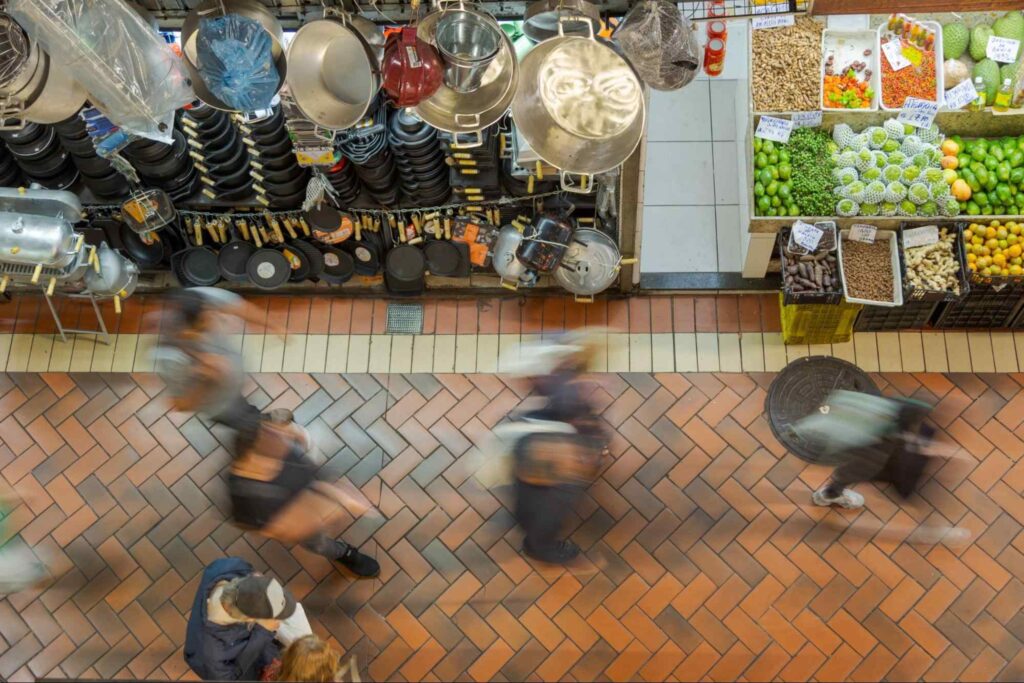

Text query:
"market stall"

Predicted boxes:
[[745, 10, 1024, 340]]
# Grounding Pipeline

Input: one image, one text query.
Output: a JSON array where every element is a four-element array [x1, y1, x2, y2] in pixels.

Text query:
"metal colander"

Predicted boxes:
[[0, 14, 30, 90]]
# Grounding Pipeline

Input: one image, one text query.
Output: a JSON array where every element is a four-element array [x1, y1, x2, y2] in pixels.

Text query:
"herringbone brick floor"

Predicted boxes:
[[0, 370, 1023, 682]]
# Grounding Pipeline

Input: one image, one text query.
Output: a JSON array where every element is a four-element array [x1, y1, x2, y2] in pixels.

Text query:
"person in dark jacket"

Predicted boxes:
[[184, 557, 305, 681]]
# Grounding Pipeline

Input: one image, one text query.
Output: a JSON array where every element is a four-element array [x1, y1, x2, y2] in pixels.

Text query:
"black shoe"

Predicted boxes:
[[524, 540, 580, 565], [336, 545, 380, 578]]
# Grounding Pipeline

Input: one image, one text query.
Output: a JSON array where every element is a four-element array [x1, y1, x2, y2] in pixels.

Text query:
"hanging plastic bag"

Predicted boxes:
[[8, 0, 193, 143], [613, 0, 701, 91], [196, 15, 280, 112]]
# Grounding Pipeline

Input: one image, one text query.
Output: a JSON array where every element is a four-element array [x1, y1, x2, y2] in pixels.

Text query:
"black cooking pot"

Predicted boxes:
[[252, 149, 299, 173], [255, 173, 308, 198], [385, 244, 426, 294], [200, 135, 245, 167], [246, 248, 291, 289], [53, 115, 86, 137], [209, 179, 255, 202], [247, 134, 293, 159], [264, 187, 308, 209], [192, 116, 234, 150], [186, 101, 219, 120], [83, 170, 128, 199], [518, 214, 573, 273], [291, 240, 325, 279], [424, 240, 464, 277], [345, 234, 382, 275], [174, 246, 220, 286], [147, 163, 197, 193], [318, 245, 355, 284], [60, 135, 97, 157], [1, 122, 46, 146], [243, 106, 284, 136], [8, 127, 59, 161], [253, 162, 305, 186], [124, 138, 172, 166], [120, 222, 168, 268], [203, 155, 253, 188], [19, 148, 71, 178], [72, 153, 114, 177]]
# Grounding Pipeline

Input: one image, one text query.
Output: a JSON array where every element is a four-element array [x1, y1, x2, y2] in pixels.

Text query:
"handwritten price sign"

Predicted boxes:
[[792, 221, 824, 251], [881, 41, 911, 71], [897, 97, 939, 129], [792, 111, 823, 128], [944, 78, 978, 110], [755, 116, 794, 144], [987, 36, 1021, 63], [903, 225, 939, 248], [751, 14, 795, 29]]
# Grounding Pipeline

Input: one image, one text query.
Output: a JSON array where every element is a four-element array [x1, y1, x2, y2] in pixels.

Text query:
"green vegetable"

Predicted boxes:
[[1011, 168, 1024, 184], [787, 127, 836, 216], [999, 162, 1012, 182], [1011, 150, 1024, 168], [755, 153, 768, 169], [778, 164, 792, 180], [766, 181, 779, 196], [975, 191, 990, 206], [758, 169, 773, 185], [757, 196, 771, 212], [966, 201, 981, 215], [754, 182, 765, 197]]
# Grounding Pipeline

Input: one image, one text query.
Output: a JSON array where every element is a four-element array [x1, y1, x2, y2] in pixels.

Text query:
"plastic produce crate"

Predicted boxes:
[[780, 293, 863, 344], [899, 223, 970, 303], [779, 229, 843, 306], [934, 283, 1024, 329], [854, 300, 941, 331]]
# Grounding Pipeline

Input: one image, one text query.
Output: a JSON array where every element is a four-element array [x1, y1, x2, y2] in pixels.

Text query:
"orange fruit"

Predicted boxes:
[[993, 254, 1007, 267], [986, 227, 998, 239], [1009, 244, 1022, 258]]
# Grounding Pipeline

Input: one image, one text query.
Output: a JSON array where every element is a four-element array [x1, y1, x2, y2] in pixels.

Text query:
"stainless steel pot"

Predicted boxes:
[[286, 12, 379, 130], [413, 6, 518, 140], [553, 227, 622, 297], [0, 187, 81, 268], [512, 16, 644, 180], [522, 0, 601, 43], [23, 53, 88, 124], [434, 9, 502, 93], [492, 224, 537, 289], [84, 242, 139, 297]]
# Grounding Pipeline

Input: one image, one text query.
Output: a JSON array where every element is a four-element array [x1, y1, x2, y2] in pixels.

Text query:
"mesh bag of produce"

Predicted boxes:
[[842, 180, 866, 202], [918, 124, 941, 144], [882, 165, 903, 183], [912, 152, 931, 169], [929, 180, 950, 199], [882, 139, 900, 153], [923, 167, 944, 183], [902, 165, 921, 183], [613, 0, 700, 91], [863, 167, 882, 181], [884, 119, 907, 141], [942, 198, 960, 216], [887, 151, 907, 166], [855, 149, 875, 173], [884, 181, 907, 203], [837, 150, 858, 167], [834, 166, 859, 185], [872, 151, 888, 169], [196, 15, 280, 111], [901, 135, 924, 157], [861, 203, 879, 216], [836, 198, 860, 217], [863, 180, 886, 205], [880, 201, 898, 216], [918, 200, 938, 216], [897, 200, 917, 216], [908, 182, 930, 205], [832, 123, 855, 148], [849, 133, 870, 151], [866, 127, 889, 150]]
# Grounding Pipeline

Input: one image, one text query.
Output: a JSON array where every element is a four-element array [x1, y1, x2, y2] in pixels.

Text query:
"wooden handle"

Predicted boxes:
[[90, 246, 100, 273], [0, 275, 8, 294], [75, 234, 85, 253], [46, 276, 56, 296], [252, 224, 262, 247], [621, 257, 638, 265], [536, 161, 544, 180], [298, 217, 311, 236], [283, 218, 297, 240], [527, 175, 535, 194], [219, 222, 228, 244], [114, 295, 122, 314]]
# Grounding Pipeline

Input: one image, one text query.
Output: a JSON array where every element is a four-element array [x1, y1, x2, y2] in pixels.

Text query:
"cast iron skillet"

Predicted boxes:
[[217, 233, 255, 282], [246, 248, 291, 289], [119, 222, 168, 268], [318, 244, 355, 284], [291, 240, 325, 279], [173, 246, 220, 286]]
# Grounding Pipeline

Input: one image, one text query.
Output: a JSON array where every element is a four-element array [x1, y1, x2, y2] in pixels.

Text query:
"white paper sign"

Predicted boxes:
[[881, 41, 911, 71], [987, 36, 1021, 63], [793, 110, 823, 128], [903, 225, 939, 248], [752, 14, 795, 29], [793, 220, 824, 251], [944, 78, 978, 110], [849, 224, 877, 244], [755, 116, 794, 143], [898, 97, 939, 129], [752, 3, 790, 14]]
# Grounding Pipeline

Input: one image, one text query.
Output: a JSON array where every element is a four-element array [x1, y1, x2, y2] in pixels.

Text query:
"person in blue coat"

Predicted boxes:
[[184, 557, 301, 681]]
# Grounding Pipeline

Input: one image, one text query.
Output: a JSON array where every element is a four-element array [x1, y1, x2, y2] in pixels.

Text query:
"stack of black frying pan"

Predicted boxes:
[[350, 147, 398, 206], [0, 137, 25, 187], [122, 125, 199, 201], [438, 125, 502, 204], [0, 123, 78, 190], [238, 106, 309, 209], [52, 115, 127, 201], [181, 103, 253, 202], [321, 157, 360, 206], [388, 109, 449, 206]]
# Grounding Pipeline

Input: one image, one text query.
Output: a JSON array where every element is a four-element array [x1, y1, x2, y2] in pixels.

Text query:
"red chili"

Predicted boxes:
[[881, 36, 937, 108]]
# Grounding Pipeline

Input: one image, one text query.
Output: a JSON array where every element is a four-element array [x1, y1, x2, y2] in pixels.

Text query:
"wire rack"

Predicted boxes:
[[681, 0, 808, 20]]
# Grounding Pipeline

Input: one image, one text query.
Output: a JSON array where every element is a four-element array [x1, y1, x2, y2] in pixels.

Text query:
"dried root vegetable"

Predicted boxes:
[[752, 15, 824, 112], [904, 228, 961, 294]]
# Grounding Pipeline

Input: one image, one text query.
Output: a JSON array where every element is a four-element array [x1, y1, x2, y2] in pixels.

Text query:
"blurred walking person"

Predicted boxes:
[[261, 635, 358, 682], [0, 484, 55, 595], [229, 410, 380, 577]]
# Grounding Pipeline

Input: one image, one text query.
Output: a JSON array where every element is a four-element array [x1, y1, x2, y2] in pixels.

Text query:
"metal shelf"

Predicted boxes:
[[681, 0, 808, 21]]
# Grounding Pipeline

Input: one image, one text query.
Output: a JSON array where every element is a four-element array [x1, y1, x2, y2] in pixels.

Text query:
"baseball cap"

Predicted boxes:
[[233, 574, 297, 620]]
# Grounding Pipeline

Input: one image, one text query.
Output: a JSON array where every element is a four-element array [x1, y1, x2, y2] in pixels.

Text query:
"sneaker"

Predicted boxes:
[[524, 540, 580, 565], [336, 545, 380, 578], [812, 486, 865, 509]]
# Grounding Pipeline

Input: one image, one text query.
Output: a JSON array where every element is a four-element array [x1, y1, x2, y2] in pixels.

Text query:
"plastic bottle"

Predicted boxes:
[[995, 78, 1013, 112], [1012, 78, 1024, 108], [969, 76, 987, 111], [703, 38, 726, 77]]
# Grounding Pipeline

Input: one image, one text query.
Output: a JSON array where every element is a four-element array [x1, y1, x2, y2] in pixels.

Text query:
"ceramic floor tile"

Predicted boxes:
[[718, 333, 742, 372], [715, 205, 743, 272], [696, 332, 720, 371], [0, 334, 11, 372], [740, 332, 765, 372], [641, 205, 719, 273], [454, 335, 477, 373], [944, 332, 972, 372], [304, 335, 328, 373], [651, 333, 675, 372], [875, 332, 902, 372], [966, 332, 996, 373], [644, 142, 715, 206], [282, 334, 307, 373], [225, 335, 244, 356], [629, 333, 652, 372], [27, 334, 53, 372], [6, 334, 32, 372], [831, 339, 856, 365], [347, 336, 371, 373], [990, 332, 1019, 373], [898, 332, 925, 373], [368, 335, 393, 373], [111, 334, 138, 373], [325, 336, 349, 373], [90, 335, 116, 373], [713, 142, 740, 205], [433, 335, 456, 373], [921, 332, 948, 372], [646, 81, 711, 142], [476, 334, 499, 373], [763, 333, 788, 371], [133, 334, 157, 373], [674, 333, 698, 372], [853, 332, 880, 372], [242, 335, 266, 374], [607, 333, 630, 372], [389, 335, 413, 374], [808, 343, 832, 358], [1015, 332, 1024, 371], [589, 333, 608, 372], [260, 334, 285, 373], [413, 335, 436, 373], [709, 79, 740, 142], [786, 343, 810, 363], [48, 335, 73, 372], [497, 334, 520, 373]]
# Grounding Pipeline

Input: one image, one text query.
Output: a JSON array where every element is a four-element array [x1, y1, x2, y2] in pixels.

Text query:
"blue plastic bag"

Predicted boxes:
[[196, 15, 280, 111]]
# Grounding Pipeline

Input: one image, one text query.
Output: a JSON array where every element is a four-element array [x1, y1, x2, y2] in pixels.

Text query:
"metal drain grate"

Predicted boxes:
[[385, 303, 424, 334]]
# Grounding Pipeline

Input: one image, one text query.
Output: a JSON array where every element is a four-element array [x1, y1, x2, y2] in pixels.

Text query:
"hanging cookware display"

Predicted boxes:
[[553, 227, 623, 297], [517, 212, 573, 273], [286, 10, 380, 130], [181, 0, 286, 112], [217, 229, 255, 282], [172, 245, 220, 286], [522, 0, 601, 43], [492, 223, 538, 288], [83, 242, 140, 297], [385, 244, 426, 294], [318, 244, 355, 284], [512, 16, 645, 185], [290, 239, 325, 280], [612, 0, 700, 91], [434, 8, 502, 93], [381, 27, 443, 107], [413, 5, 518, 141], [246, 247, 291, 289]]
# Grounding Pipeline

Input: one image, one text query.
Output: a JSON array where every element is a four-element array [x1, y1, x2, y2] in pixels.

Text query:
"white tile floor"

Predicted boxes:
[[639, 18, 750, 275]]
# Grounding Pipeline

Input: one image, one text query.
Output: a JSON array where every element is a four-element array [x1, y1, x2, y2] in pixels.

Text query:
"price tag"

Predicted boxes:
[[755, 116, 794, 143], [849, 224, 877, 244], [752, 3, 790, 14], [897, 97, 939, 129], [792, 110, 823, 128], [294, 147, 337, 167], [793, 220, 824, 251], [751, 14, 795, 29], [987, 36, 1021, 63], [944, 78, 978, 110], [903, 225, 939, 248], [881, 40, 911, 71]]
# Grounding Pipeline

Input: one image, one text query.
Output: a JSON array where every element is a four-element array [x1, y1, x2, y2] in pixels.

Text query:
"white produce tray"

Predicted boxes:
[[838, 228, 904, 307], [877, 19, 944, 112], [821, 29, 880, 112]]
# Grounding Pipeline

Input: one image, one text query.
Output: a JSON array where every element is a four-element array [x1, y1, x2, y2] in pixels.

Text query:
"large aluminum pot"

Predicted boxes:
[[23, 53, 88, 124], [522, 0, 601, 43], [0, 187, 81, 268], [492, 224, 537, 288], [413, 6, 518, 140], [286, 13, 379, 130], [553, 227, 622, 296], [83, 242, 139, 297], [512, 16, 644, 177]]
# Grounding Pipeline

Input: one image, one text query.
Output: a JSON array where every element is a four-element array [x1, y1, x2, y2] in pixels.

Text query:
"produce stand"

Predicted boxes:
[[745, 9, 1024, 338]]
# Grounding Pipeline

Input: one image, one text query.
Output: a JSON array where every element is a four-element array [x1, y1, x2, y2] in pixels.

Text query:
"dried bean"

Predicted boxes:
[[752, 16, 824, 111], [842, 237, 894, 302]]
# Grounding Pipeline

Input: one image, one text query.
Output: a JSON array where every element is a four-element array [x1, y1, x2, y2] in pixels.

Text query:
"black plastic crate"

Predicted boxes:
[[899, 222, 970, 303], [779, 230, 843, 306], [855, 300, 941, 331], [934, 284, 1024, 329]]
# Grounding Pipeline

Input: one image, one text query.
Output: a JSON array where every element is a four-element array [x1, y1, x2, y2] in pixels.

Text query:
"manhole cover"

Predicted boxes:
[[765, 356, 880, 464], [385, 303, 423, 334]]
